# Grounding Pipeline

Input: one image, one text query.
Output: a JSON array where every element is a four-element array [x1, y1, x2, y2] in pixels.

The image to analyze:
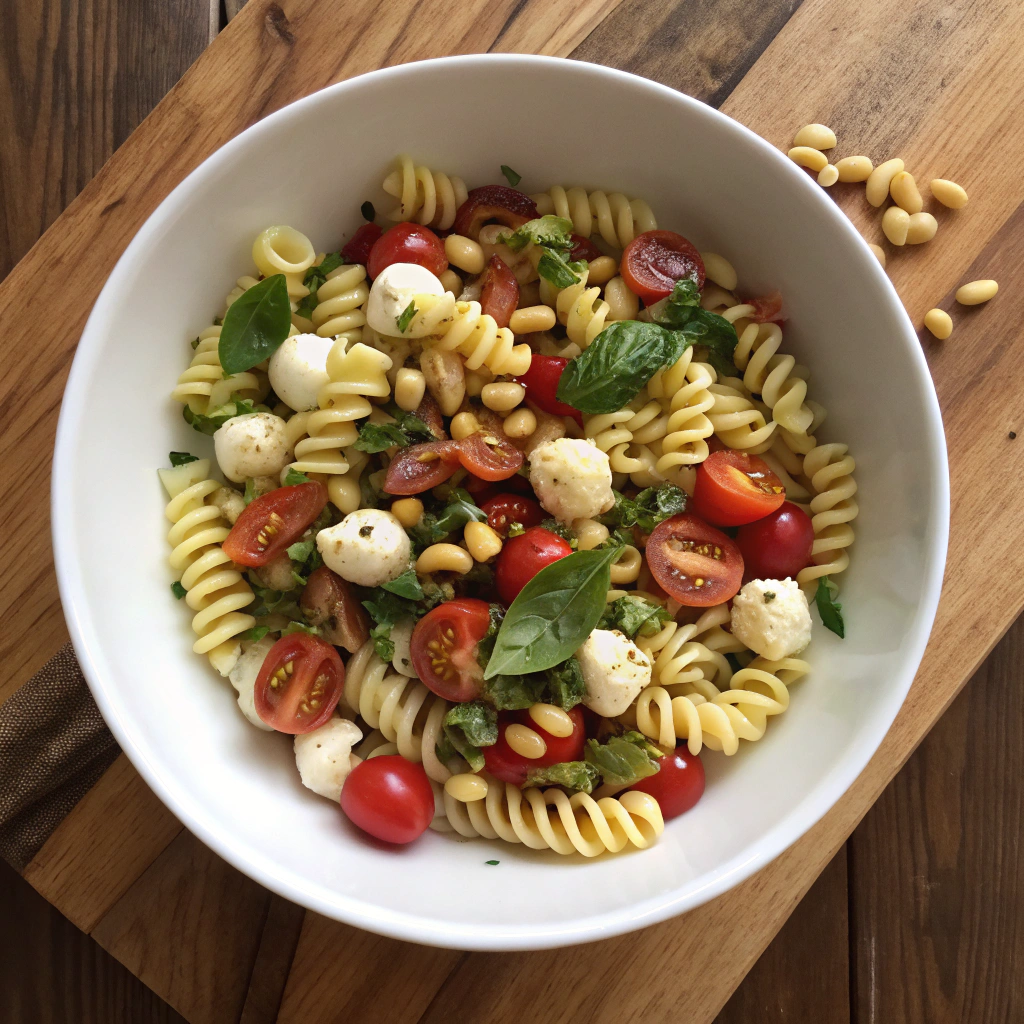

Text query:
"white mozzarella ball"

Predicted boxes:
[[529, 437, 614, 523], [227, 637, 276, 731], [577, 629, 652, 717], [366, 262, 445, 338], [294, 718, 363, 801], [213, 412, 292, 483], [730, 578, 812, 661], [268, 333, 334, 411], [316, 508, 412, 587]]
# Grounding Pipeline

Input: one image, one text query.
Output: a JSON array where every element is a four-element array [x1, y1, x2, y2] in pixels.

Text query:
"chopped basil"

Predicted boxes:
[[362, 588, 421, 661], [507, 521, 526, 538], [238, 625, 271, 643], [170, 581, 187, 600], [361, 200, 376, 222], [764, 591, 777, 603], [286, 538, 316, 564], [294, 252, 346, 319], [396, 299, 418, 333], [648, 279, 739, 378], [585, 731, 662, 786], [485, 860, 500, 866], [600, 594, 671, 639], [183, 395, 259, 435], [500, 164, 522, 187], [280, 620, 320, 637], [543, 656, 586, 710], [382, 569, 424, 601], [218, 274, 292, 375], [815, 576, 845, 638], [190, 337, 200, 350], [409, 489, 486, 551], [283, 467, 310, 486], [601, 484, 686, 535], [499, 215, 584, 287], [168, 451, 199, 467], [525, 760, 599, 793], [443, 701, 498, 772], [539, 518, 576, 545], [353, 422, 411, 454], [538, 250, 586, 288]]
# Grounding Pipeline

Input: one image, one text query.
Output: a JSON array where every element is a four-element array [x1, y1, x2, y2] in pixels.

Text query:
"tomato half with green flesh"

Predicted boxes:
[[495, 527, 573, 605], [646, 513, 744, 607], [410, 598, 492, 702], [223, 482, 328, 567], [341, 223, 382, 266], [629, 746, 705, 820], [367, 223, 447, 278], [483, 706, 586, 786], [479, 254, 519, 328], [383, 440, 461, 495], [340, 755, 434, 844], [452, 185, 539, 239], [621, 230, 705, 304], [515, 354, 583, 425], [457, 431, 524, 481], [481, 494, 544, 537], [736, 501, 814, 580], [254, 633, 344, 734], [690, 450, 786, 527]]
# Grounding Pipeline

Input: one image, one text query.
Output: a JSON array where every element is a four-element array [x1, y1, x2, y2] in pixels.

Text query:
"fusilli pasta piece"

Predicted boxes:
[[310, 264, 369, 341], [798, 442, 858, 585], [383, 156, 468, 231], [707, 379, 776, 454], [252, 225, 316, 301], [532, 187, 657, 249], [171, 325, 270, 414], [649, 349, 715, 472], [425, 299, 532, 376]]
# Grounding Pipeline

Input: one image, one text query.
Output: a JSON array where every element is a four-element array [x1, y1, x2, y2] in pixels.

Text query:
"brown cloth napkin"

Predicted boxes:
[[0, 643, 119, 870]]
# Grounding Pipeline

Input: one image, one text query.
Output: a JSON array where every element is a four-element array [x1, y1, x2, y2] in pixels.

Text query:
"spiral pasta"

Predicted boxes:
[[797, 443, 858, 585], [170, 325, 270, 414], [382, 156, 468, 231], [648, 349, 715, 473], [441, 774, 663, 856], [310, 264, 369, 341], [532, 186, 657, 249], [252, 225, 316, 301], [223, 275, 261, 316], [707, 379, 776, 454], [426, 300, 532, 376]]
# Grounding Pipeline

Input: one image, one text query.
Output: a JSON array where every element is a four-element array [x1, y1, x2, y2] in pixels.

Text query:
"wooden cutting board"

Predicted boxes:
[[3, 0, 1024, 1020]]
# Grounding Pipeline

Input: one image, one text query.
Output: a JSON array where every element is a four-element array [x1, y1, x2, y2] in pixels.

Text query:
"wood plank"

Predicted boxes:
[[237, 897, 306, 1024]]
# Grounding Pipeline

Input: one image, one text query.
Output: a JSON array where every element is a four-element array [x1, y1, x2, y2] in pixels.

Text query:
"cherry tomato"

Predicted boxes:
[[383, 440, 461, 495], [481, 494, 544, 537], [479, 254, 519, 328], [629, 746, 705, 820], [340, 755, 434, 844], [341, 222, 382, 266], [367, 223, 447, 278], [223, 482, 328, 567], [621, 230, 705, 305], [410, 598, 492, 702], [747, 290, 785, 323], [464, 472, 532, 505], [736, 501, 814, 581], [495, 527, 573, 605], [414, 391, 447, 440], [690, 450, 786, 527], [452, 185, 539, 239], [457, 431, 524, 482], [254, 633, 344, 734], [646, 513, 744, 606], [299, 566, 370, 653], [484, 706, 586, 785], [515, 354, 583, 425], [570, 234, 602, 262]]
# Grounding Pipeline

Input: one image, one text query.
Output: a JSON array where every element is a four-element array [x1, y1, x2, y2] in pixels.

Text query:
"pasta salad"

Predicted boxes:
[[160, 157, 856, 857]]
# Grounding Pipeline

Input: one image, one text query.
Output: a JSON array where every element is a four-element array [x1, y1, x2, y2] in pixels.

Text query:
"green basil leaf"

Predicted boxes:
[[556, 321, 686, 414], [481, 672, 547, 710], [286, 539, 316, 564], [243, 478, 258, 505], [500, 164, 522, 187], [170, 581, 187, 600], [499, 215, 574, 254], [649, 279, 738, 378], [585, 731, 662, 786], [362, 589, 419, 629], [384, 403, 439, 443], [361, 200, 376, 222], [283, 467, 310, 486], [483, 546, 622, 678], [409, 489, 486, 551], [218, 274, 292, 375], [183, 395, 258, 435], [370, 623, 395, 662], [444, 701, 498, 752], [524, 760, 599, 793], [383, 569, 425, 601], [169, 451, 199, 467], [238, 625, 271, 643], [353, 422, 410, 454], [601, 484, 686, 534], [599, 594, 671, 640], [544, 657, 586, 709], [537, 249, 585, 288], [815, 576, 846, 639], [280, 620, 320, 637], [396, 299, 418, 334]]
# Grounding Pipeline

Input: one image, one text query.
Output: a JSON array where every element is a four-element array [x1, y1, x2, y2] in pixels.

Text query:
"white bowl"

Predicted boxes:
[[53, 55, 948, 950]]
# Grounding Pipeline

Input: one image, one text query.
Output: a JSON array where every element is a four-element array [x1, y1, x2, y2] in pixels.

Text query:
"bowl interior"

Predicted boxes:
[[53, 55, 947, 950]]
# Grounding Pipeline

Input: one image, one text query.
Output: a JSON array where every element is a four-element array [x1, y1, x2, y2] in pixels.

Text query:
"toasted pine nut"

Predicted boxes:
[[439, 269, 463, 295], [836, 156, 873, 182], [528, 703, 575, 738], [882, 206, 910, 246], [586, 256, 618, 286], [509, 305, 557, 334], [481, 382, 526, 412], [394, 367, 426, 412], [464, 521, 502, 562], [450, 411, 482, 440], [955, 279, 998, 305], [793, 123, 837, 150], [390, 497, 424, 528], [906, 212, 938, 244], [572, 517, 610, 551], [505, 724, 547, 759], [868, 243, 886, 267], [890, 171, 923, 214], [444, 234, 485, 274], [503, 407, 537, 438], [701, 252, 738, 291], [817, 164, 839, 187], [866, 158, 905, 207], [924, 309, 953, 339], [415, 543, 474, 575], [445, 774, 488, 801], [788, 146, 828, 172], [464, 367, 493, 397], [930, 178, 969, 209]]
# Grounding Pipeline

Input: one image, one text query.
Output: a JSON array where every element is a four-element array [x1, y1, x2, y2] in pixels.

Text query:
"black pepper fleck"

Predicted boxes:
[[359, 525, 373, 537]]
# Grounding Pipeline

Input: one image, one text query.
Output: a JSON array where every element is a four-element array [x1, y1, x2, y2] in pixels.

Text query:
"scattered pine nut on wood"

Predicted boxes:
[[956, 279, 998, 305], [868, 243, 886, 267], [793, 123, 837, 150], [817, 164, 839, 186], [930, 178, 969, 209], [788, 146, 829, 171], [924, 309, 953, 339], [890, 171, 923, 214], [836, 156, 873, 182], [866, 158, 905, 206], [906, 212, 938, 244], [882, 206, 910, 245]]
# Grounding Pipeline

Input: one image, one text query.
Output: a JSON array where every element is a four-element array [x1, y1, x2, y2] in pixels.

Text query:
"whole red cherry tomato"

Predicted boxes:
[[340, 756, 435, 844], [254, 633, 344, 734], [484, 706, 586, 785], [223, 482, 328, 567], [341, 223, 382, 266], [495, 527, 573, 605], [646, 513, 744, 607], [690, 450, 786, 527], [629, 746, 705, 820], [479, 254, 519, 328], [481, 494, 544, 536], [515, 354, 583, 425], [453, 185, 539, 239], [621, 230, 705, 304], [736, 501, 814, 580], [410, 598, 492, 702], [368, 223, 447, 278]]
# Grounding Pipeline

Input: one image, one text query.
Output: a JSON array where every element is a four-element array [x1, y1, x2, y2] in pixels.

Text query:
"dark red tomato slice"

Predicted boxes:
[[515, 354, 583, 425], [495, 527, 573, 605], [479, 254, 519, 328], [569, 233, 602, 262], [223, 482, 328, 567], [367, 223, 447, 278], [299, 566, 370, 653], [464, 471, 533, 505], [621, 230, 706, 305], [457, 431, 524, 482], [383, 440, 461, 495], [453, 185, 539, 239], [646, 513, 744, 607], [254, 633, 344, 734], [736, 501, 814, 581], [481, 494, 544, 537], [690, 450, 786, 527], [629, 746, 705, 820], [747, 290, 785, 323], [341, 223, 382, 266], [414, 390, 447, 440], [410, 598, 492, 702], [484, 706, 586, 786], [340, 755, 434, 844]]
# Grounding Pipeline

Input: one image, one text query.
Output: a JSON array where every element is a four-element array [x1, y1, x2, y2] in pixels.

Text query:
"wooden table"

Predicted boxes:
[[3, 0, 1024, 1020]]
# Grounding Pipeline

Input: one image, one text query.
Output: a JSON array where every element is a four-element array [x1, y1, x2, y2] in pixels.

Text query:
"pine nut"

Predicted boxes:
[[464, 521, 503, 562], [866, 158, 905, 207], [481, 382, 525, 412], [793, 123, 837, 150], [930, 178, 968, 209], [586, 256, 618, 286], [503, 407, 537, 438], [439, 269, 463, 295], [505, 724, 547, 759], [529, 703, 575, 738], [464, 367, 492, 397], [836, 156, 874, 182], [604, 276, 640, 321], [415, 543, 474, 574], [890, 171, 923, 214], [882, 206, 910, 246], [394, 368, 426, 412], [868, 243, 886, 267], [817, 164, 839, 187], [788, 146, 828, 172], [390, 498, 423, 528], [924, 309, 953, 339], [445, 774, 489, 801], [444, 234, 485, 274], [955, 279, 998, 305], [450, 411, 482, 440], [906, 212, 938, 244], [701, 252, 738, 291], [509, 305, 557, 334]]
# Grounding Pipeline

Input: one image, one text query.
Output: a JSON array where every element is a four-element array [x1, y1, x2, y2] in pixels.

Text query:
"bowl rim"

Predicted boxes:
[[52, 52, 950, 951]]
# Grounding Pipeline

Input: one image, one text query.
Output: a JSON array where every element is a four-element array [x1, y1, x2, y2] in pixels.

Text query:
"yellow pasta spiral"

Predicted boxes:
[[426, 300, 532, 376], [649, 349, 715, 472], [310, 264, 369, 341], [532, 186, 657, 249], [252, 225, 316, 300], [383, 156, 468, 231], [442, 774, 664, 856], [798, 443, 858, 585], [170, 325, 270, 414], [223, 275, 262, 317], [707, 378, 776, 454]]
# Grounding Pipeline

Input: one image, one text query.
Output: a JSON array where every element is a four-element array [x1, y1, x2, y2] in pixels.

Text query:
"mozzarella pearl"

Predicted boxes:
[[294, 718, 363, 801], [268, 332, 334, 411], [227, 637, 276, 731], [213, 412, 292, 483], [730, 578, 812, 661], [529, 437, 614, 523], [577, 629, 652, 717], [316, 508, 412, 587], [365, 262, 445, 338]]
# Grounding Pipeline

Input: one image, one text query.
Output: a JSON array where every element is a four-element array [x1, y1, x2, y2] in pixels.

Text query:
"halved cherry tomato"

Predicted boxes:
[[254, 633, 344, 734], [495, 527, 573, 605], [340, 755, 434, 844], [479, 254, 519, 328], [484, 706, 586, 786], [646, 513, 744, 606], [223, 482, 328, 567], [515, 354, 583, 425], [629, 746, 705, 820], [383, 440, 461, 495], [457, 431, 524, 482], [691, 450, 786, 527], [299, 566, 370, 653], [367, 223, 447, 278], [414, 391, 447, 440], [747, 290, 785, 324], [736, 501, 813, 580], [341, 222, 382, 266], [452, 185, 539, 239], [621, 230, 705, 305], [570, 234, 602, 262], [464, 471, 532, 505], [481, 494, 544, 537], [410, 598, 492, 702]]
